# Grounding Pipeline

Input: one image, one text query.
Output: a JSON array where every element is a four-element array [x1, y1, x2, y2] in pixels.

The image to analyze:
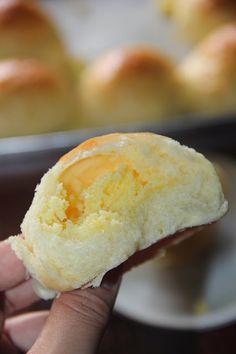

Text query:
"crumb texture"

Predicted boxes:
[[9, 133, 227, 297]]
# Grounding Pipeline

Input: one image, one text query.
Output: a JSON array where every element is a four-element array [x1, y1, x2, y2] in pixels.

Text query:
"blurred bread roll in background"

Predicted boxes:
[[78, 47, 184, 127], [161, 0, 236, 43], [0, 0, 65, 67], [67, 56, 87, 90], [178, 24, 236, 115], [0, 59, 76, 137]]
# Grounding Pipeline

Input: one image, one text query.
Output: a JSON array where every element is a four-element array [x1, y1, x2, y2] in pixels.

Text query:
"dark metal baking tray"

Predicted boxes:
[[1, 113, 236, 181]]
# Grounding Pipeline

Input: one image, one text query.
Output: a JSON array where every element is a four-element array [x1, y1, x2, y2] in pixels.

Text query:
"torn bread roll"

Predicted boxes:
[[9, 133, 227, 299]]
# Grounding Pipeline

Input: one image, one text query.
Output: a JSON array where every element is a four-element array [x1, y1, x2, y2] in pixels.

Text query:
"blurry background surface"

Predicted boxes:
[[40, 0, 189, 60]]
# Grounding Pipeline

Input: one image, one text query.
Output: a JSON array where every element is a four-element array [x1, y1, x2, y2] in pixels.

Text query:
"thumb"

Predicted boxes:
[[28, 269, 121, 354]]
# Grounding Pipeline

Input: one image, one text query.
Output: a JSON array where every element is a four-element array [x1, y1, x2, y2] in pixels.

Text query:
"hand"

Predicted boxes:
[[0, 240, 121, 354]]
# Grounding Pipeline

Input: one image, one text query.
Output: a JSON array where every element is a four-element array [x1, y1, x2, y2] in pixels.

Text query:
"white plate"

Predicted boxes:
[[115, 157, 236, 330]]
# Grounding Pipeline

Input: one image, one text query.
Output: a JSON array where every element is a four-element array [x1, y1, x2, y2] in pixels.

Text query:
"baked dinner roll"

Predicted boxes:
[[9, 133, 227, 299], [0, 59, 75, 137], [161, 0, 236, 43], [178, 23, 236, 114], [0, 0, 65, 67], [78, 47, 184, 127]]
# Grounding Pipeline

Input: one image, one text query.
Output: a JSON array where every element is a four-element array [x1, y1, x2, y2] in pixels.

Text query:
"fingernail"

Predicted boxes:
[[102, 265, 123, 289]]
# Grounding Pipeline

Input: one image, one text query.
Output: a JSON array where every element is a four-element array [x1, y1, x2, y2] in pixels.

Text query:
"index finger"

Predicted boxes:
[[0, 241, 26, 291]]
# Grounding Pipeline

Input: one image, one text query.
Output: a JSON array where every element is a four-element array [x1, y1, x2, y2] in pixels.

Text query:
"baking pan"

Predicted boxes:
[[1, 113, 236, 182]]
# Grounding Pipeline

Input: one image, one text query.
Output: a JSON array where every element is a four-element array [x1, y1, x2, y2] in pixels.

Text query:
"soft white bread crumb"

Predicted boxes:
[[9, 133, 227, 299]]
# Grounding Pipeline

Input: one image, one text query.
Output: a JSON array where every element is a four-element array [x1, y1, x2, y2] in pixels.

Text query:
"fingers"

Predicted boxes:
[[4, 279, 40, 316], [4, 311, 48, 353], [0, 241, 40, 316], [0, 241, 26, 291], [29, 269, 122, 354]]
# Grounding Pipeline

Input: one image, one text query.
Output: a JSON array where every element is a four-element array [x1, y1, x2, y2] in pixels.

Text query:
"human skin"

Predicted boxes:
[[0, 241, 121, 354]]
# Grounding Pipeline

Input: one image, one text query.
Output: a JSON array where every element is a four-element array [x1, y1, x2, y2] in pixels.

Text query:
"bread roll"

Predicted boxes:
[[0, 59, 75, 137], [78, 47, 184, 127], [178, 24, 236, 114], [0, 0, 65, 66], [157, 162, 227, 267], [161, 0, 236, 43], [9, 133, 227, 299]]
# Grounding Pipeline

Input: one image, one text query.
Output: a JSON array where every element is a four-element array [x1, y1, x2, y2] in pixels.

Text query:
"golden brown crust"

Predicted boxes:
[[164, 0, 236, 14], [0, 0, 52, 30], [0, 59, 62, 93], [79, 47, 183, 126], [200, 23, 236, 58], [189, 23, 236, 83], [162, 0, 236, 43], [60, 133, 122, 162], [0, 1, 64, 68], [92, 47, 174, 82], [198, 0, 236, 12], [178, 23, 236, 113]]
